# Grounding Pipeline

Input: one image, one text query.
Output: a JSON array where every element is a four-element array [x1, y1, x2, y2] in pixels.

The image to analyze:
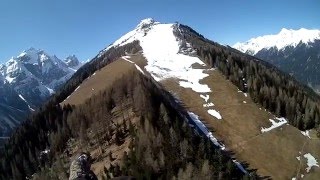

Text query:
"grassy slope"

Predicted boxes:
[[59, 55, 149, 179], [62, 54, 320, 179], [56, 59, 140, 179], [62, 58, 135, 106], [162, 62, 320, 179]]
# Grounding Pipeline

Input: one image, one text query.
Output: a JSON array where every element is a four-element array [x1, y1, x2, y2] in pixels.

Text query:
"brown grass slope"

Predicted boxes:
[[163, 64, 320, 179], [61, 54, 146, 106]]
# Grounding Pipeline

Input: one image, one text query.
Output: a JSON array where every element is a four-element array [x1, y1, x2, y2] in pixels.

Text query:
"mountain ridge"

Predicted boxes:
[[0, 48, 82, 137], [233, 28, 320, 93], [233, 28, 320, 55], [52, 19, 320, 178]]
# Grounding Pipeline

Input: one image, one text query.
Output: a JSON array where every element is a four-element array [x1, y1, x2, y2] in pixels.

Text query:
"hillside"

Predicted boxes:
[[233, 28, 320, 93], [1, 62, 248, 179], [1, 19, 320, 179]]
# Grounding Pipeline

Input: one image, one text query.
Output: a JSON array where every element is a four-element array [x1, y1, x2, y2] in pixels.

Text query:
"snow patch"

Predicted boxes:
[[45, 86, 55, 95], [17, 52, 27, 58], [301, 130, 311, 139], [179, 79, 211, 93], [232, 159, 248, 174], [261, 117, 287, 133], [207, 109, 222, 120], [134, 64, 145, 75], [18, 94, 35, 111], [237, 90, 248, 97], [200, 94, 209, 102], [40, 149, 50, 155], [74, 86, 80, 92], [64, 95, 71, 101], [200, 94, 221, 118], [122, 56, 145, 75], [68, 67, 77, 72], [5, 76, 15, 83], [122, 57, 134, 64], [39, 54, 49, 62], [304, 153, 319, 173], [122, 55, 131, 59], [203, 102, 214, 107], [188, 112, 225, 150]]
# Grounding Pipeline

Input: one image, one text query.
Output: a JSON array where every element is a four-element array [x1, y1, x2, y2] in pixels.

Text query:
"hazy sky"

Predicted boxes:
[[0, 0, 319, 63]]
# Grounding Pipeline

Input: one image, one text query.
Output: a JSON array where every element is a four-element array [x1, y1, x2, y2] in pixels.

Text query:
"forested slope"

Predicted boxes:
[[176, 24, 320, 131]]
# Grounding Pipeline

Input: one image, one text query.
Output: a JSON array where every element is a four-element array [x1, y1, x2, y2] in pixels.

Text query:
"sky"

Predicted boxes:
[[0, 0, 319, 63]]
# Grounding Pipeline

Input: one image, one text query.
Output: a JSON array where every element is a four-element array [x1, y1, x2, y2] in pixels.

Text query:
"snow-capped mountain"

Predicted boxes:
[[233, 28, 320, 92], [100, 18, 205, 85], [0, 48, 82, 137], [233, 28, 320, 55]]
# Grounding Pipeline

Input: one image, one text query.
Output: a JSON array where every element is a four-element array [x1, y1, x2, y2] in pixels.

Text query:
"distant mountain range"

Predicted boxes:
[[0, 48, 82, 137], [233, 28, 320, 92]]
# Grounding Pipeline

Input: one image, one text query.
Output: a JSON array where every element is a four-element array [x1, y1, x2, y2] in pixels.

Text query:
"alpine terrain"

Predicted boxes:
[[0, 48, 82, 138], [1, 19, 320, 180], [233, 28, 320, 93]]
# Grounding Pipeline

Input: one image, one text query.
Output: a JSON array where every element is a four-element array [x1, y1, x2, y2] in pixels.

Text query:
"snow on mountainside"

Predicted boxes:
[[103, 18, 210, 91], [0, 48, 82, 137], [233, 28, 320, 93], [233, 28, 320, 55], [99, 18, 249, 171], [104, 18, 215, 104], [0, 48, 82, 98]]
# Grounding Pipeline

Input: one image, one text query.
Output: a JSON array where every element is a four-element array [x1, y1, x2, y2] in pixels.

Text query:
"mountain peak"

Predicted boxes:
[[25, 47, 37, 52], [138, 18, 155, 25], [100, 18, 164, 54], [23, 47, 44, 54], [64, 55, 80, 67], [279, 28, 291, 34], [233, 28, 320, 55], [136, 18, 159, 30]]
